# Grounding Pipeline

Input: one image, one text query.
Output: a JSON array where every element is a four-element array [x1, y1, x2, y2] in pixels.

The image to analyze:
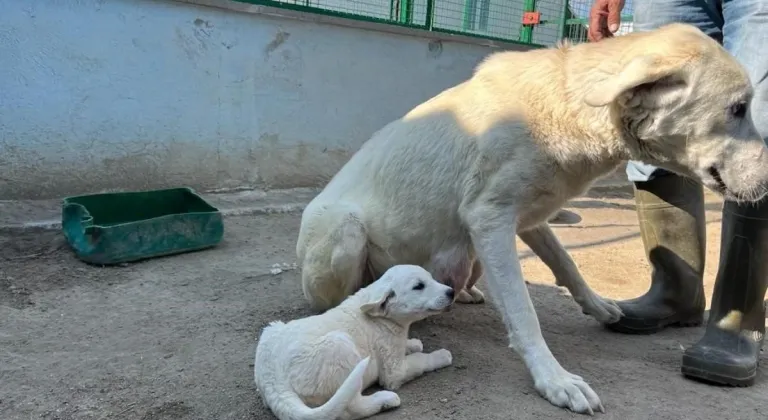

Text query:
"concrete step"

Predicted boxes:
[[0, 188, 322, 232], [0, 165, 632, 232]]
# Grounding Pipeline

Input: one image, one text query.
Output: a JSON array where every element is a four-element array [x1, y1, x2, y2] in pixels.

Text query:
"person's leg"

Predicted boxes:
[[606, 175, 707, 333], [680, 0, 768, 386], [605, 0, 720, 333]]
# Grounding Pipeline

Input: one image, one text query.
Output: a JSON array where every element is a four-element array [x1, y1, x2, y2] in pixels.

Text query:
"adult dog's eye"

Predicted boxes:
[[412, 282, 425, 291], [730, 102, 747, 119]]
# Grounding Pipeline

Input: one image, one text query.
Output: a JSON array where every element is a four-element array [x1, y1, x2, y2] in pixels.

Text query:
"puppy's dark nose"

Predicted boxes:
[[446, 289, 455, 299]]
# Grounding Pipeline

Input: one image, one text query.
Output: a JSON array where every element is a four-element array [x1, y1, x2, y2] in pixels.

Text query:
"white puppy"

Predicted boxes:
[[254, 265, 455, 420]]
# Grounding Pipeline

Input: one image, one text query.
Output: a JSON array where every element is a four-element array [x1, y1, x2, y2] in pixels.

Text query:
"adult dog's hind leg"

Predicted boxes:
[[429, 248, 484, 304], [299, 204, 369, 312], [518, 224, 622, 323], [456, 259, 486, 303]]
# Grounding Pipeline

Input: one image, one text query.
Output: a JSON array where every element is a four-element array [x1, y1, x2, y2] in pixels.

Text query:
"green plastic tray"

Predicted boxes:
[[61, 187, 224, 265]]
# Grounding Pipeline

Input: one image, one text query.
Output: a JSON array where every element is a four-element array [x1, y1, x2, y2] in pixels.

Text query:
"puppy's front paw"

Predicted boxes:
[[406, 338, 424, 354], [430, 348, 453, 369]]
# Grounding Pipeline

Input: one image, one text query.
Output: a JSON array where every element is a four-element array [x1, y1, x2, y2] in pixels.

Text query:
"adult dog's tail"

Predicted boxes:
[[264, 357, 369, 420]]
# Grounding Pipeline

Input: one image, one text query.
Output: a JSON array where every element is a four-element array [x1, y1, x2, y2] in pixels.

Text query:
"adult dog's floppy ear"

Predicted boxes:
[[584, 55, 689, 107], [360, 289, 396, 317]]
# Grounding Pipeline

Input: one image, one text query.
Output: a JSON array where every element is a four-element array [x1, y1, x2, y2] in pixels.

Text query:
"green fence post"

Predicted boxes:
[[462, 0, 477, 30], [558, 0, 570, 40], [478, 0, 490, 31], [425, 0, 435, 29], [520, 0, 536, 43], [399, 0, 413, 24]]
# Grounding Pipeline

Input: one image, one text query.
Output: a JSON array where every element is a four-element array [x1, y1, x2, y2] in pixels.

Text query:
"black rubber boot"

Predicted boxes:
[[605, 175, 707, 334], [681, 198, 768, 386]]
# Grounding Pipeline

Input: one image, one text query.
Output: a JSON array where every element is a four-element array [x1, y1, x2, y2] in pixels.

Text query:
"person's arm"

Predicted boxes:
[[587, 0, 626, 41]]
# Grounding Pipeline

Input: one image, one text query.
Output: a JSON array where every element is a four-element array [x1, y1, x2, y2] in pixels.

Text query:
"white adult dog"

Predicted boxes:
[[296, 23, 768, 414], [254, 265, 455, 420]]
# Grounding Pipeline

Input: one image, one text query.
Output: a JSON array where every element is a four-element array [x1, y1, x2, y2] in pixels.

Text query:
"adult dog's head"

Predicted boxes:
[[584, 23, 768, 202], [360, 265, 454, 325]]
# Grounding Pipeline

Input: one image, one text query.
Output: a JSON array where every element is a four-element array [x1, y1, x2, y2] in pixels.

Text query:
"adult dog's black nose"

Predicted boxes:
[[446, 289, 455, 299]]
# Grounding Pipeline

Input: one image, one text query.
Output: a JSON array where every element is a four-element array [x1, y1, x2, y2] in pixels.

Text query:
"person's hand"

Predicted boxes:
[[587, 0, 626, 42]]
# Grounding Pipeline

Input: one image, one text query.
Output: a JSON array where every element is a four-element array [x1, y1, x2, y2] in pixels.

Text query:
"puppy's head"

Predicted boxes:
[[585, 23, 768, 203], [359, 265, 454, 324]]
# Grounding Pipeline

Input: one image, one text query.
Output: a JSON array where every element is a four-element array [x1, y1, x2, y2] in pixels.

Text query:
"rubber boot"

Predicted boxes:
[[681, 198, 768, 386], [605, 175, 707, 334]]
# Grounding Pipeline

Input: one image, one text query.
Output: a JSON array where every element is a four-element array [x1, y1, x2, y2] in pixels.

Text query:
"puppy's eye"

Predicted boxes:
[[412, 282, 425, 291], [729, 102, 747, 119]]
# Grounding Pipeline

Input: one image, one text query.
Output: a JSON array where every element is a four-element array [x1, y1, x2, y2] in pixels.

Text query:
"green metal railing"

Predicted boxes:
[[233, 0, 634, 47]]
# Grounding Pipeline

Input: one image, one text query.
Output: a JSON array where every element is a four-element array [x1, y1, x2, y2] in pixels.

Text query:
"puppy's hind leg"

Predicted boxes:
[[341, 392, 401, 420], [300, 203, 369, 312], [379, 349, 454, 390]]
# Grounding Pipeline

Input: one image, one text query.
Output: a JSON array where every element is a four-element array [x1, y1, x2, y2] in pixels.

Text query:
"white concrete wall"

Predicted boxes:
[[0, 0, 528, 200]]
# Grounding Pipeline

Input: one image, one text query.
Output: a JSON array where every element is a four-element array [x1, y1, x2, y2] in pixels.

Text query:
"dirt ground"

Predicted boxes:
[[1, 190, 766, 420]]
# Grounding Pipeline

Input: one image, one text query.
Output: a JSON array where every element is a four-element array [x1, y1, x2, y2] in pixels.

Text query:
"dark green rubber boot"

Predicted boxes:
[[605, 175, 707, 334], [681, 198, 768, 386]]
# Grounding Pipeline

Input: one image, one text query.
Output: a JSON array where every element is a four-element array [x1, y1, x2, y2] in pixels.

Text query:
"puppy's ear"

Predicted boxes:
[[584, 55, 690, 107], [360, 289, 396, 317]]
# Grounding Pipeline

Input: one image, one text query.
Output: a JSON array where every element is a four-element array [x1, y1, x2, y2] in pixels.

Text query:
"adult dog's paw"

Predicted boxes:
[[579, 295, 623, 324], [533, 369, 604, 415], [468, 286, 486, 303], [456, 287, 485, 304]]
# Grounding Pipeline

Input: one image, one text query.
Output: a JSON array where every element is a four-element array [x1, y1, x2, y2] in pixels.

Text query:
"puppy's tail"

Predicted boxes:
[[267, 357, 370, 420]]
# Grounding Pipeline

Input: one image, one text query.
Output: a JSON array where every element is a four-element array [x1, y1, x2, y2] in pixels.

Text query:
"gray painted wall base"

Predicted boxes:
[[0, 174, 632, 233]]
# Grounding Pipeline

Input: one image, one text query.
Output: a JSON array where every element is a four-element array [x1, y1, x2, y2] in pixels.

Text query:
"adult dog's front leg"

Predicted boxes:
[[465, 208, 604, 414], [379, 349, 453, 390], [519, 224, 622, 323]]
